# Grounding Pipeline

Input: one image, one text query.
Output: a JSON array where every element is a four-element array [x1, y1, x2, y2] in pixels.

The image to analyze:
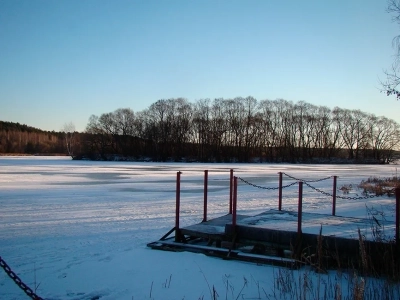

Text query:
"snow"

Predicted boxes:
[[238, 210, 395, 240], [0, 156, 399, 299]]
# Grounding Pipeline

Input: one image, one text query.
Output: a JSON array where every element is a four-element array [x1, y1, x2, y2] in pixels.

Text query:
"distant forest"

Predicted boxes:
[[0, 121, 65, 155], [1, 98, 400, 163]]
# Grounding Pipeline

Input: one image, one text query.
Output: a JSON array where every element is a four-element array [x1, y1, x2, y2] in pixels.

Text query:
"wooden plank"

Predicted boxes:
[[179, 214, 248, 240], [235, 209, 394, 241], [149, 209, 396, 269], [148, 239, 236, 256], [147, 238, 298, 268]]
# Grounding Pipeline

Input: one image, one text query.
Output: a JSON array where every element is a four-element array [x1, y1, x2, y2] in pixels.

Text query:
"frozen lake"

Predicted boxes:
[[0, 156, 398, 299]]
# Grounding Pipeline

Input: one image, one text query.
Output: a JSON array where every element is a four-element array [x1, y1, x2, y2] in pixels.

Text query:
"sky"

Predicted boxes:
[[0, 0, 399, 132]]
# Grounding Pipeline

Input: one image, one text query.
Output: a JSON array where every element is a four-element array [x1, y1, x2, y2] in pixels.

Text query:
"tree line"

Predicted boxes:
[[0, 121, 65, 154], [1, 98, 399, 163], [81, 97, 400, 163]]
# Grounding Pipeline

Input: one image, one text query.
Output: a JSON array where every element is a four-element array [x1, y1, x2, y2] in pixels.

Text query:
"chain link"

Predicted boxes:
[[302, 181, 387, 200], [282, 172, 332, 183], [237, 175, 390, 201], [0, 256, 43, 300], [237, 177, 297, 190]]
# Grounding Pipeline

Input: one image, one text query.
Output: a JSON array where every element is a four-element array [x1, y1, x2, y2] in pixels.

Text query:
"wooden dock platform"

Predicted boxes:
[[147, 170, 400, 269], [148, 209, 395, 268]]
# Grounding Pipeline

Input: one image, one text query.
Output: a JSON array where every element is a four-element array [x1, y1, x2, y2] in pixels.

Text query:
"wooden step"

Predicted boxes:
[[147, 238, 300, 268]]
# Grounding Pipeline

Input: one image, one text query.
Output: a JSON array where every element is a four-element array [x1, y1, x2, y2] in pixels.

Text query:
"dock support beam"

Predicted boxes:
[[175, 171, 182, 242], [332, 176, 337, 216], [396, 188, 400, 245], [278, 172, 283, 211], [297, 181, 303, 234], [203, 170, 208, 222], [229, 169, 233, 214]]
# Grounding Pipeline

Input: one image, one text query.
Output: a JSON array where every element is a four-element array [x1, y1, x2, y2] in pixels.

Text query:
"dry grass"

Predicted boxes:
[[358, 176, 400, 196]]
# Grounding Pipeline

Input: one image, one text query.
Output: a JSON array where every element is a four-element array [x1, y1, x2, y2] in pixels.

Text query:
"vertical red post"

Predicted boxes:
[[396, 188, 400, 244], [297, 181, 303, 234], [232, 176, 238, 228], [332, 176, 337, 216], [175, 171, 181, 242], [229, 169, 234, 214], [203, 170, 208, 222], [278, 172, 283, 211]]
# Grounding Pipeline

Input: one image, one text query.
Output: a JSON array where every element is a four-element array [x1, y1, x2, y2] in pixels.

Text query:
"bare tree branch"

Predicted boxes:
[[383, 0, 400, 99]]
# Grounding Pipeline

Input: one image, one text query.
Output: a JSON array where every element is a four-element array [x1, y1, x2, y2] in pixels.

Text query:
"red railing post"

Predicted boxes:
[[297, 181, 303, 234], [332, 176, 337, 216], [396, 188, 400, 245], [229, 169, 234, 214], [203, 170, 208, 222], [232, 176, 238, 229], [278, 172, 283, 211], [175, 171, 181, 242]]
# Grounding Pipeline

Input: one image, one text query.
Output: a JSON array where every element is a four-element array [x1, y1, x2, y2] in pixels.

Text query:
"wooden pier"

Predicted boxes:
[[147, 170, 400, 269], [147, 212, 299, 267]]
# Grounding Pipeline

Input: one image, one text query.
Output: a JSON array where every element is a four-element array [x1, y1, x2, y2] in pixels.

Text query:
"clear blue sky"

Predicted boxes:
[[0, 0, 399, 132]]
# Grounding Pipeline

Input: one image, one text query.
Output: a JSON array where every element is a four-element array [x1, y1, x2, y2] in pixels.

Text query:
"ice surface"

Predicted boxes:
[[0, 156, 398, 299]]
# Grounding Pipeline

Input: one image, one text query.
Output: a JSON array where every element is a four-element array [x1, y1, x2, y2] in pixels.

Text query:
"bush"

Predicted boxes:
[[358, 176, 400, 196]]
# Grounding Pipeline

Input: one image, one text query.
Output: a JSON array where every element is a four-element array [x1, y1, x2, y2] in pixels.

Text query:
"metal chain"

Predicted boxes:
[[0, 256, 43, 300], [238, 176, 390, 200], [237, 177, 297, 190], [302, 181, 387, 200], [281, 181, 299, 189], [282, 172, 332, 183]]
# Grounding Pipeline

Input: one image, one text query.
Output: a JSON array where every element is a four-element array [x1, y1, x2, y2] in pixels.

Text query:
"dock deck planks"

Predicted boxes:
[[149, 209, 396, 266]]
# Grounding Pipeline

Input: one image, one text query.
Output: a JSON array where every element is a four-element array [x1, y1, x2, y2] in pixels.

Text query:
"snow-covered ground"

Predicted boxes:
[[0, 156, 399, 299]]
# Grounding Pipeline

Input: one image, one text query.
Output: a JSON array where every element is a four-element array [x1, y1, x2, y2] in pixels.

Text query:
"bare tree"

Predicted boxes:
[[79, 97, 400, 163], [243, 96, 258, 162], [257, 99, 278, 161], [383, 0, 400, 99], [172, 98, 193, 160], [193, 99, 211, 160], [210, 98, 228, 162], [85, 114, 116, 159], [369, 115, 400, 162], [114, 108, 135, 136], [62, 122, 75, 157]]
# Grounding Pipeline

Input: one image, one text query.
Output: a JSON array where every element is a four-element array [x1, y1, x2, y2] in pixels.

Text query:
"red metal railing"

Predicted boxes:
[[175, 171, 181, 242], [175, 170, 399, 247], [203, 170, 208, 222]]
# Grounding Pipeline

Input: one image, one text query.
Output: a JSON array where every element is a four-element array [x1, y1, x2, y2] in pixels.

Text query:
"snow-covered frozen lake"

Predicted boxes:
[[0, 156, 398, 299]]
